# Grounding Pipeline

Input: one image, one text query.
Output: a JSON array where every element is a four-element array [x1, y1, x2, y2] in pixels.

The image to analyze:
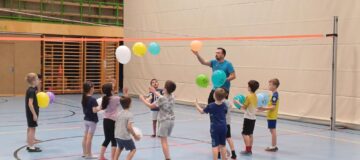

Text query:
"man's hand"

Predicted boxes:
[[191, 50, 199, 55]]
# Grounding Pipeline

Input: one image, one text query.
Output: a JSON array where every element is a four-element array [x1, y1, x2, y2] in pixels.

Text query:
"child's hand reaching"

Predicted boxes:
[[257, 107, 266, 112], [123, 87, 129, 96], [233, 99, 241, 106], [149, 87, 156, 93], [139, 95, 146, 102]]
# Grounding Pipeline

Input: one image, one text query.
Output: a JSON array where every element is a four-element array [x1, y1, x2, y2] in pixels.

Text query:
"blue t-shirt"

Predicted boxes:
[[203, 102, 228, 129], [82, 96, 99, 123], [210, 59, 235, 90]]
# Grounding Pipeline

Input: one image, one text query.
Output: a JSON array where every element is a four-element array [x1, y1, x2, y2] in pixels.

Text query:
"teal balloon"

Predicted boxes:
[[148, 42, 160, 55], [211, 70, 226, 88], [233, 94, 246, 109], [195, 74, 209, 88], [257, 92, 270, 107]]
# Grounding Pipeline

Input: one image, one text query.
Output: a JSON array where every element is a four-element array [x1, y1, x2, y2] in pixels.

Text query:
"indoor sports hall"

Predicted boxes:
[[0, 1, 359, 160]]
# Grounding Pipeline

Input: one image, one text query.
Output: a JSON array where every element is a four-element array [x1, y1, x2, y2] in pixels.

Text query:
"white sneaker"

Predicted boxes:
[[85, 155, 98, 159]]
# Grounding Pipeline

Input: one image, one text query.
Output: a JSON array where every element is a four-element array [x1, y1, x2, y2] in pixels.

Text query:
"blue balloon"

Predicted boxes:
[[148, 42, 160, 55], [211, 70, 227, 88]]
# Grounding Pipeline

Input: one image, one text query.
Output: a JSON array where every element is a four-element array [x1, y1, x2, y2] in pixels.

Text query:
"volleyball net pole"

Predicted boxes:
[[327, 16, 338, 131]]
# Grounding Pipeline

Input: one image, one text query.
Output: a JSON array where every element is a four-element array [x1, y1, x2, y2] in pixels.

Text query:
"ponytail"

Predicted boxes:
[[82, 81, 93, 108], [101, 83, 113, 110]]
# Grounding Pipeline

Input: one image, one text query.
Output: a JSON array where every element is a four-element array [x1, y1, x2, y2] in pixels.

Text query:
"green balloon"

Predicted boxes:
[[196, 74, 209, 88]]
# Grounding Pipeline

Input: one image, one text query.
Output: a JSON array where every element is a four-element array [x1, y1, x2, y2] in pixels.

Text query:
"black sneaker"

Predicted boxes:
[[26, 147, 40, 150], [28, 147, 42, 152], [265, 146, 278, 152], [239, 150, 252, 156], [231, 154, 237, 159]]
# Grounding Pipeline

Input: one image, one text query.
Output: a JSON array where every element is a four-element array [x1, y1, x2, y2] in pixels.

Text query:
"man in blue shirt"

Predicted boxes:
[[192, 48, 236, 104]]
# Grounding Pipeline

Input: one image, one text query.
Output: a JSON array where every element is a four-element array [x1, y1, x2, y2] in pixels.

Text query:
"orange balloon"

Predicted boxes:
[[190, 40, 203, 52]]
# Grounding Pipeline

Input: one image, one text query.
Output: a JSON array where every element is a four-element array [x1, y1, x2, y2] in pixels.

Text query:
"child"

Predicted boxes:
[[234, 80, 259, 155], [258, 78, 280, 152], [81, 81, 101, 159], [146, 79, 163, 137], [99, 83, 121, 160], [222, 88, 237, 159], [113, 96, 140, 160], [25, 73, 41, 152], [140, 80, 176, 160], [194, 88, 228, 160]]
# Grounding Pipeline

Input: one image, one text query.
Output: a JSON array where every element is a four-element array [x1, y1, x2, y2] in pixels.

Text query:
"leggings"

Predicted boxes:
[[102, 118, 117, 147]]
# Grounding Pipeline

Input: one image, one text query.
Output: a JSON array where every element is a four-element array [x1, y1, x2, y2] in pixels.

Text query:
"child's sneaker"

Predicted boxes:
[[231, 154, 237, 159], [265, 146, 278, 152], [85, 155, 98, 159], [230, 150, 237, 159], [26, 146, 40, 151], [239, 150, 252, 156], [27, 147, 42, 152]]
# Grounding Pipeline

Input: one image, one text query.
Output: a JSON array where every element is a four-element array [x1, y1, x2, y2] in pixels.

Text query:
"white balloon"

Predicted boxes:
[[96, 97, 102, 106], [132, 127, 143, 141], [115, 45, 131, 64]]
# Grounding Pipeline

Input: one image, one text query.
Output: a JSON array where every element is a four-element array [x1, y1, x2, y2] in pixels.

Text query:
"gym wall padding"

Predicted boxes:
[[123, 0, 360, 126]]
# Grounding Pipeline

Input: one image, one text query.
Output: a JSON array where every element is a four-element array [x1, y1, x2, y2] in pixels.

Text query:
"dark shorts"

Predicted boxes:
[[226, 124, 231, 138], [116, 138, 136, 151], [208, 89, 229, 104], [26, 112, 39, 128], [210, 126, 227, 147], [267, 120, 277, 129], [242, 118, 256, 135]]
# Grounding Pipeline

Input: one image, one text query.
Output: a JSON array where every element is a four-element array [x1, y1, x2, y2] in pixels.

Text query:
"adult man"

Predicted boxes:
[[192, 48, 236, 104]]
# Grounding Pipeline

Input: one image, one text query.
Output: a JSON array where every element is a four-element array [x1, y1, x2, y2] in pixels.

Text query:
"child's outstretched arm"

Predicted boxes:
[[233, 99, 245, 110], [258, 105, 275, 111], [149, 87, 161, 97], [123, 87, 129, 97], [194, 99, 205, 114], [139, 95, 157, 109]]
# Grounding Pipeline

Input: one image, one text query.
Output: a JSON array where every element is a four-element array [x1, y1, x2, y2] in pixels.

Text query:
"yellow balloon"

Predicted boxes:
[[132, 42, 147, 57], [37, 92, 50, 108], [190, 40, 203, 52]]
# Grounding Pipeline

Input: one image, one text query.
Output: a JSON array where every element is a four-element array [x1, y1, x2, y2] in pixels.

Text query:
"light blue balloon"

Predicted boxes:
[[211, 70, 226, 88], [257, 93, 265, 107], [148, 42, 160, 55], [257, 92, 270, 107], [262, 92, 270, 106]]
